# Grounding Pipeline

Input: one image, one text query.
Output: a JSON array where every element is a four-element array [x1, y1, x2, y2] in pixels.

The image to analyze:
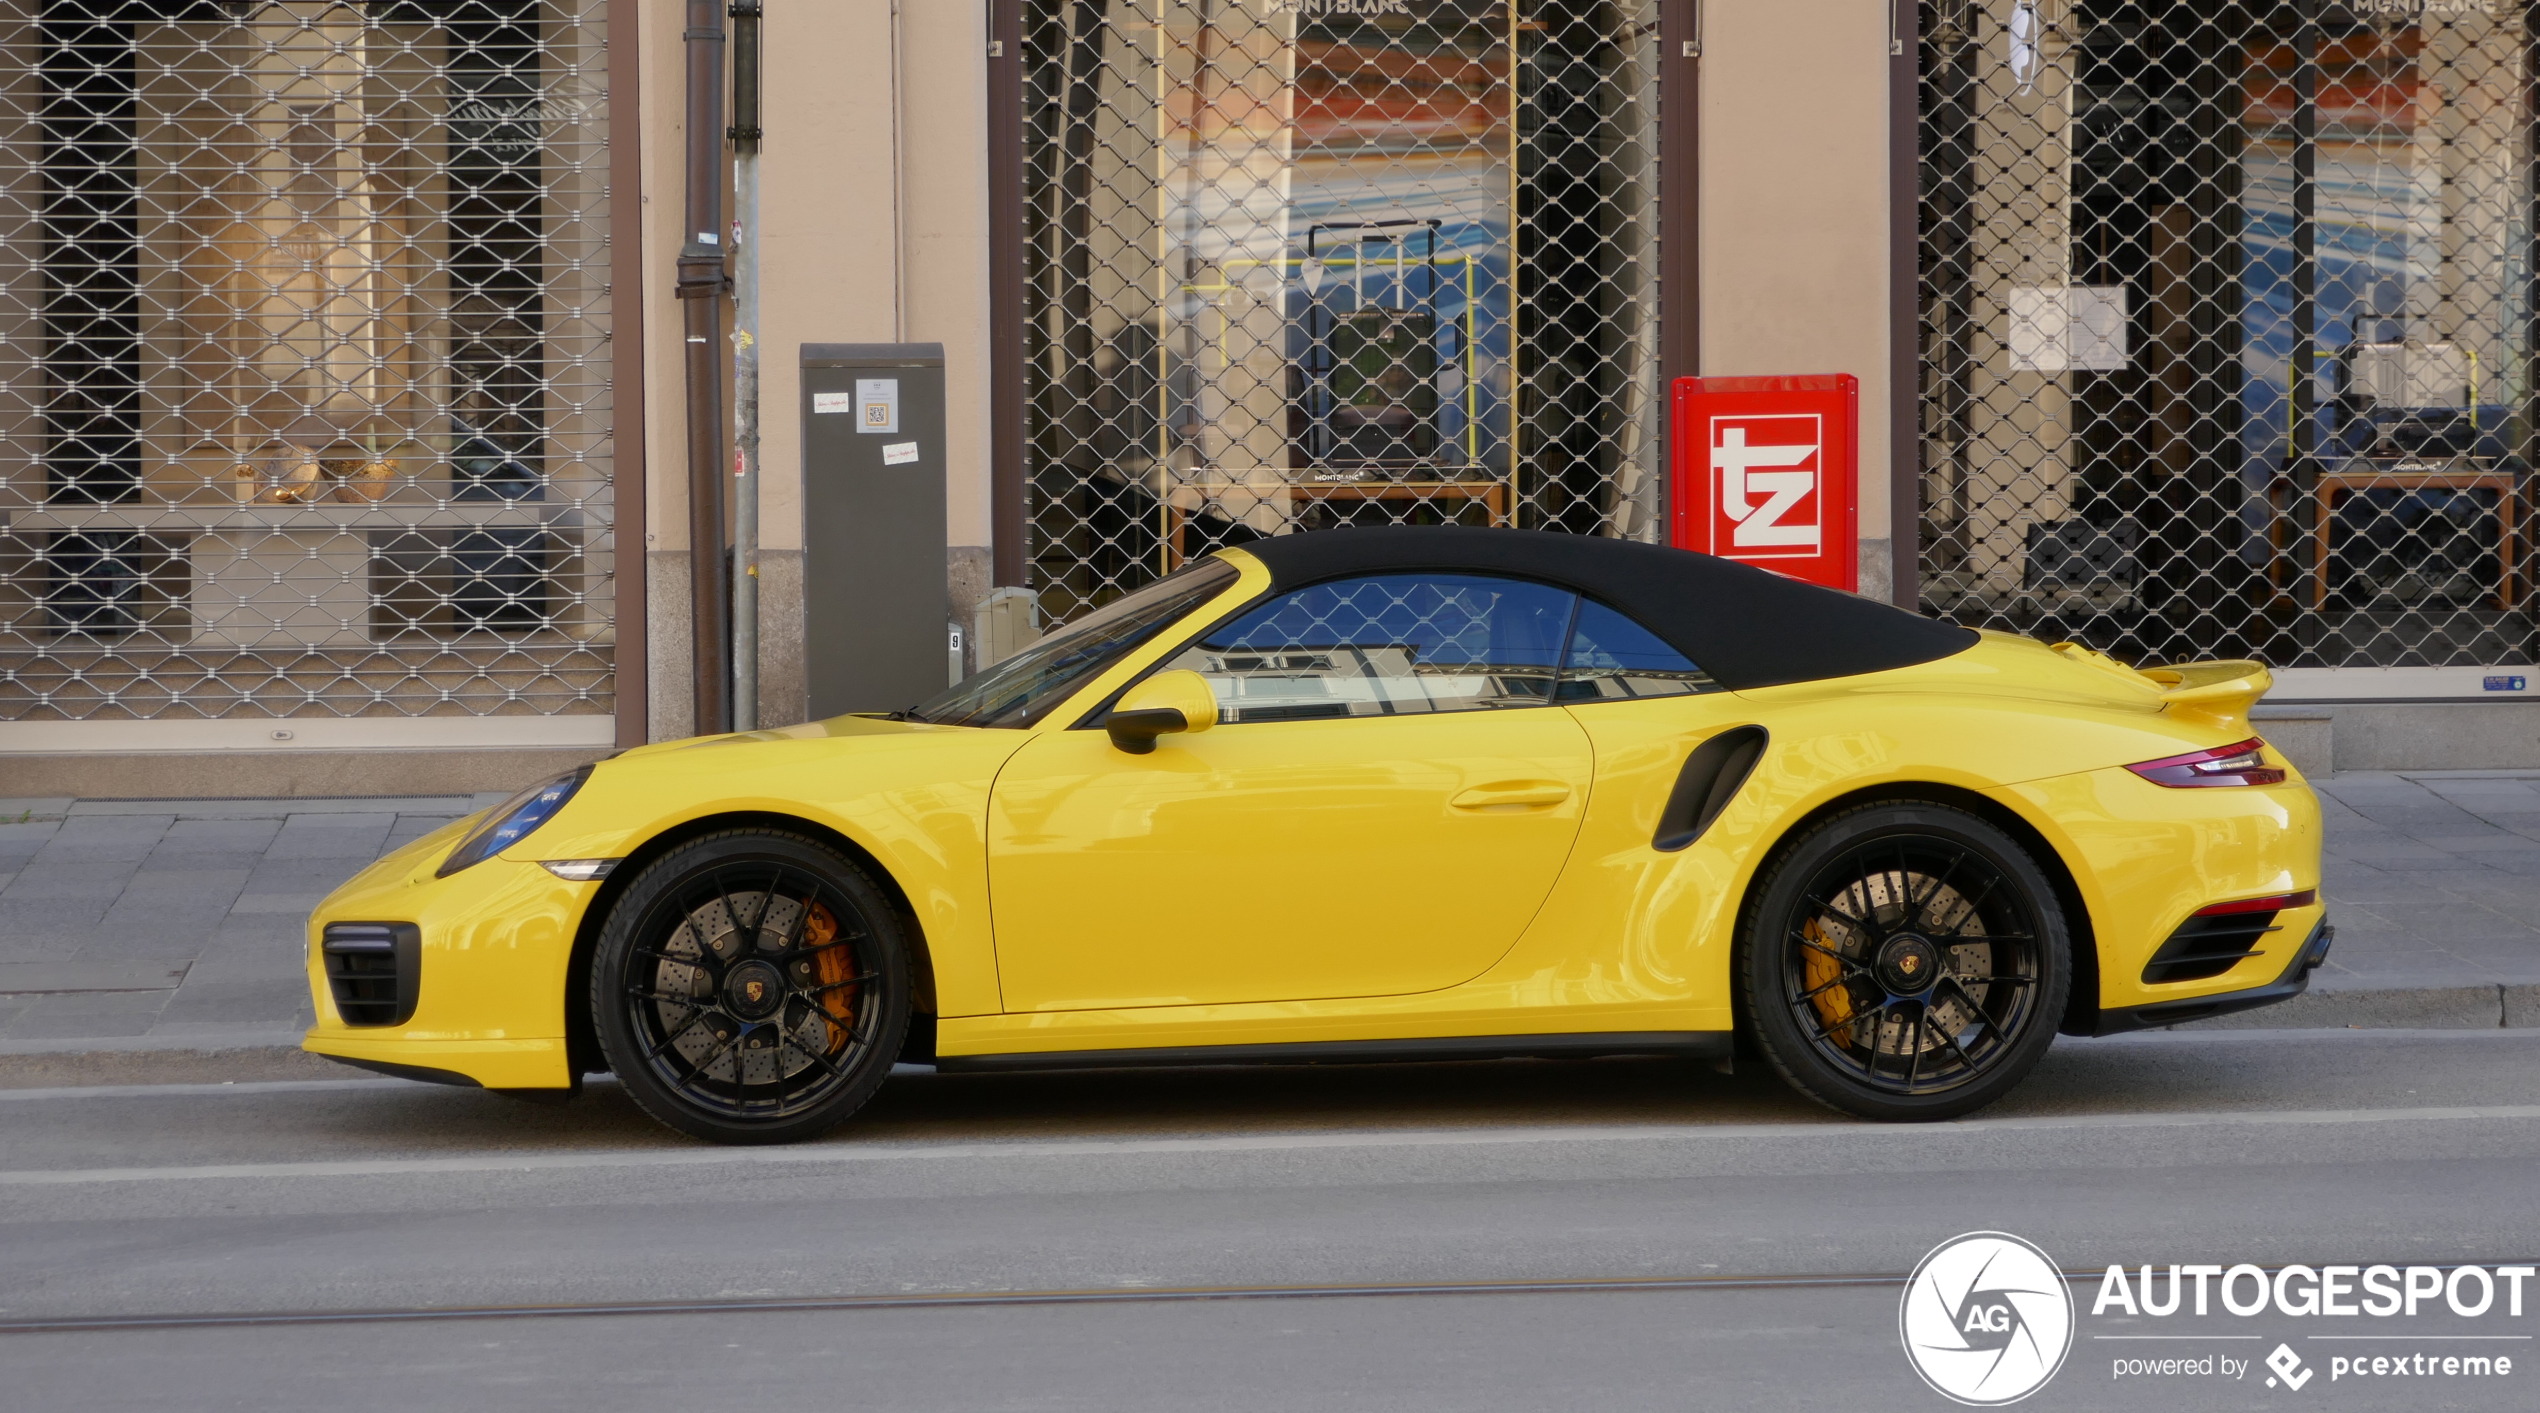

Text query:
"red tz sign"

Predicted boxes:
[[1670, 374, 1859, 592]]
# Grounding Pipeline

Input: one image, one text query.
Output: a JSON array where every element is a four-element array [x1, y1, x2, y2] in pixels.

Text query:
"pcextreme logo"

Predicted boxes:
[[1900, 1232, 2077, 1406]]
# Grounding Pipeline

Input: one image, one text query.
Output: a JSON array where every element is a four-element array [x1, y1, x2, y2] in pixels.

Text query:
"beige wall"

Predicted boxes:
[[636, 0, 690, 737], [1699, 0, 1898, 595], [636, 0, 993, 734], [639, 0, 993, 552]]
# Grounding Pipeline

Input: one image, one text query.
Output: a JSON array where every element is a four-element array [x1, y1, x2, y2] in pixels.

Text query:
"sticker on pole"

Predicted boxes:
[[1671, 373, 1858, 591]]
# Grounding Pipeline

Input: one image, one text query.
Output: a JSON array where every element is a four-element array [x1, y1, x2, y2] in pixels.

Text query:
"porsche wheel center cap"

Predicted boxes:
[[724, 959, 788, 1020], [1877, 934, 1941, 994]]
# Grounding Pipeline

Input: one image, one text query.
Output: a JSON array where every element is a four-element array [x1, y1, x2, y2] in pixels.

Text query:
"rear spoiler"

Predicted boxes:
[[2140, 660, 2273, 738], [2049, 644, 2273, 738]]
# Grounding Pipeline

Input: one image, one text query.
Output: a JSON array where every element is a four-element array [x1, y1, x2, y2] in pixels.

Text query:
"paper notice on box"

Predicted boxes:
[[812, 391, 855, 414], [882, 441, 920, 466], [858, 378, 900, 433]]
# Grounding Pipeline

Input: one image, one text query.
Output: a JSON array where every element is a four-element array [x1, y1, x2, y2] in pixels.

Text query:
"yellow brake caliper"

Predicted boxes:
[[805, 903, 858, 1055], [1801, 917, 1856, 1047]]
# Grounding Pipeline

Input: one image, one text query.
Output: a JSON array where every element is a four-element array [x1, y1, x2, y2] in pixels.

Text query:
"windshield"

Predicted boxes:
[[903, 558, 1241, 728]]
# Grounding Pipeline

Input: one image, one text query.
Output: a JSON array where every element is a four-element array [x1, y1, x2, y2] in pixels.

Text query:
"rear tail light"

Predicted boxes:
[[2126, 738, 2286, 788]]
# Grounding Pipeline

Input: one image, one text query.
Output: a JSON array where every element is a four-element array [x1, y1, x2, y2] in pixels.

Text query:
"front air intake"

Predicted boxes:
[[321, 922, 421, 1027]]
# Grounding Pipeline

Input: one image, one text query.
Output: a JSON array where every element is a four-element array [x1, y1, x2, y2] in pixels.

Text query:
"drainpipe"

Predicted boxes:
[[889, 0, 905, 340], [677, 0, 733, 735], [729, 0, 763, 730]]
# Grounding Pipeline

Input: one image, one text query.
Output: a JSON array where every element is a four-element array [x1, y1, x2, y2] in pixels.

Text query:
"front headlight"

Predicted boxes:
[[436, 766, 593, 878]]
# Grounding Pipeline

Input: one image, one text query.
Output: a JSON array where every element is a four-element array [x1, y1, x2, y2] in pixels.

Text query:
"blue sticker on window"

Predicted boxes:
[[2483, 676, 2526, 692]]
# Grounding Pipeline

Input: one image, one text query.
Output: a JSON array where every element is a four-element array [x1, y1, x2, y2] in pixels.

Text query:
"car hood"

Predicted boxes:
[[510, 715, 1032, 866], [611, 712, 938, 762]]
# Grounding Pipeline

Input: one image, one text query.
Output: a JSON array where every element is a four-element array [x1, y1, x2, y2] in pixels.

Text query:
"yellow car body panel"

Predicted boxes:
[[522, 716, 1034, 1019], [986, 704, 1596, 1010], [1997, 766, 2322, 1012], [303, 820, 591, 1088], [303, 543, 2324, 1091]]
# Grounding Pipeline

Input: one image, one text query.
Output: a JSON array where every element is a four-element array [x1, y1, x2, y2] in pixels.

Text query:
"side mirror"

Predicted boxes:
[[1103, 669, 1219, 755]]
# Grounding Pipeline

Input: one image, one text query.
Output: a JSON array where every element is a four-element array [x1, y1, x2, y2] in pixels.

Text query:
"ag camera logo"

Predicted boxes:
[[1900, 1232, 2075, 1405]]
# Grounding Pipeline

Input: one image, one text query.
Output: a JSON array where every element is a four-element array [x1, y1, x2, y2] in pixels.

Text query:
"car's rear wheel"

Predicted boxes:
[[1738, 802, 2069, 1122], [593, 830, 909, 1144]]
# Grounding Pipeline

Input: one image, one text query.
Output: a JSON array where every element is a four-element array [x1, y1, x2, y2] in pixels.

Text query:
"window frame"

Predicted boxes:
[[1554, 594, 1724, 705], [909, 557, 1243, 729]]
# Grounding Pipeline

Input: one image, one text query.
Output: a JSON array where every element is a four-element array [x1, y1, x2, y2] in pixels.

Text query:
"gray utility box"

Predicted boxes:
[[801, 343, 949, 718]]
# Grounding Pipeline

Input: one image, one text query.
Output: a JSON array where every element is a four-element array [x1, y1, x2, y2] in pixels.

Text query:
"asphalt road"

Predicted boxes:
[[3, 1030, 2538, 1411]]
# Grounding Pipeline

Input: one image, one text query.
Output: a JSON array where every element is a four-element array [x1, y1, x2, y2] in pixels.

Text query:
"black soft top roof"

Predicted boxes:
[[1228, 527, 1977, 691]]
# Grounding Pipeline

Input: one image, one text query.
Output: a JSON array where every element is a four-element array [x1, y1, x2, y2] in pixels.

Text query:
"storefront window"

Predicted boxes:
[[1021, 0, 1665, 621], [0, 0, 614, 722], [1922, 0, 2537, 672]]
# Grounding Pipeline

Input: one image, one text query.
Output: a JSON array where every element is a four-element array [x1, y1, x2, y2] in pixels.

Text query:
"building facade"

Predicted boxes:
[[0, 0, 2513, 797]]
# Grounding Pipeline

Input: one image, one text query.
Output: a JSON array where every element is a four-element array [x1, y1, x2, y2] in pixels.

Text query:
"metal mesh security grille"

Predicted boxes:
[[1020, 0, 1665, 624], [1921, 1, 2540, 670], [0, 0, 614, 722]]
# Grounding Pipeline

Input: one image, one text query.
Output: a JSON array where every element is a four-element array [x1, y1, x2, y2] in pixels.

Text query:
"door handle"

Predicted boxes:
[[1451, 780, 1572, 810]]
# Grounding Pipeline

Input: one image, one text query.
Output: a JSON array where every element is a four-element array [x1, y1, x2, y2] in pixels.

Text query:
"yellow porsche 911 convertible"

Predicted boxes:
[[305, 527, 2325, 1143]]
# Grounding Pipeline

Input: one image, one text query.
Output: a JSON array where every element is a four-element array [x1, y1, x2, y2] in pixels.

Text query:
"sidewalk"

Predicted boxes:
[[0, 795, 500, 1053], [2, 775, 2538, 1056], [2296, 771, 2540, 1027]]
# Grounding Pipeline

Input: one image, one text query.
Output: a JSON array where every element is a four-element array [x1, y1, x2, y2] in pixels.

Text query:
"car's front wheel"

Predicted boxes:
[[1738, 802, 2070, 1121], [592, 830, 909, 1144]]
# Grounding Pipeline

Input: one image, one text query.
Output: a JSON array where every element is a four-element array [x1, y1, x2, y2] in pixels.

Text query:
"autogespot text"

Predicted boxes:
[[2096, 1263, 2532, 1387], [2092, 1263, 2535, 1321]]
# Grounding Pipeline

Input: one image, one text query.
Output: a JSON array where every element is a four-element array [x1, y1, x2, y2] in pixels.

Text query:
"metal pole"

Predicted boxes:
[[730, 0, 763, 729], [2291, 0, 2319, 476], [2279, 0, 2319, 618], [890, 0, 906, 341], [677, 0, 732, 735]]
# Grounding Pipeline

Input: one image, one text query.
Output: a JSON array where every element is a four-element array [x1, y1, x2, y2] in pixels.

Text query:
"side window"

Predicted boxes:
[[1159, 574, 1577, 722], [1558, 600, 1718, 701]]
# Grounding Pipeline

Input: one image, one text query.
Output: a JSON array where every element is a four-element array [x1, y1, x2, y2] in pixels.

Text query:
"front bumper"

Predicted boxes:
[[2094, 917, 2335, 1035], [300, 828, 599, 1091]]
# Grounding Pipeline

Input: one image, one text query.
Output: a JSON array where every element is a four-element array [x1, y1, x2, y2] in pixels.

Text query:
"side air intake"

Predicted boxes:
[[1653, 726, 1768, 852]]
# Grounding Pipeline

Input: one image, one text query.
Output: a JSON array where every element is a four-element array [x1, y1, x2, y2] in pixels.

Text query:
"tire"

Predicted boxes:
[[592, 830, 910, 1144], [1737, 802, 2070, 1122]]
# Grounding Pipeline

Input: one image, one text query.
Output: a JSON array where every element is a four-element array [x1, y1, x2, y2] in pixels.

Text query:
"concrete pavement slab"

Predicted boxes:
[[65, 797, 480, 818], [225, 894, 333, 916], [0, 799, 73, 822], [0, 961, 189, 993]]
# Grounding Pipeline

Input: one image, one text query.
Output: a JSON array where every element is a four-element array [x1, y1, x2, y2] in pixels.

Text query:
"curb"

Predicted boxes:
[[2171, 984, 2540, 1032], [0, 1030, 307, 1058], [0, 1043, 347, 1090]]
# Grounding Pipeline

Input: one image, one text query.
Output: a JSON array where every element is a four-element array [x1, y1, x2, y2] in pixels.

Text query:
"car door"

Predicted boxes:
[[987, 572, 1595, 1012]]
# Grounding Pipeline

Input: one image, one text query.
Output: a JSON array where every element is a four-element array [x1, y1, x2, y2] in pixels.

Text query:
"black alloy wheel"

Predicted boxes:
[[1737, 803, 2070, 1122], [593, 830, 910, 1144]]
